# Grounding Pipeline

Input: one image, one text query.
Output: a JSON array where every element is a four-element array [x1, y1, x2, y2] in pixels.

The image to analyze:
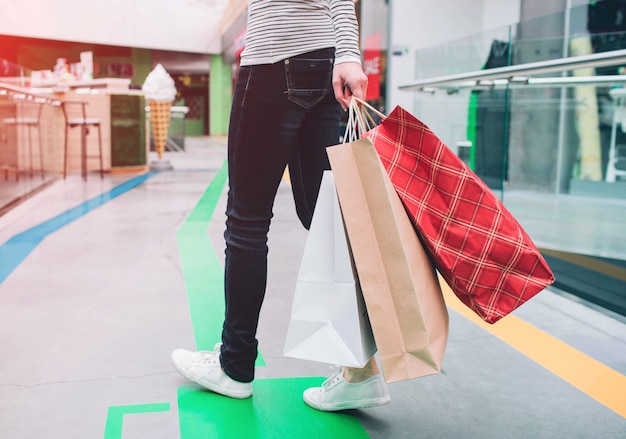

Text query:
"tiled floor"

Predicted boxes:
[[0, 137, 624, 438]]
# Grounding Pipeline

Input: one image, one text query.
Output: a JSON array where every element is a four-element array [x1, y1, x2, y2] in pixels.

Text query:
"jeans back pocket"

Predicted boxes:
[[285, 56, 333, 109]]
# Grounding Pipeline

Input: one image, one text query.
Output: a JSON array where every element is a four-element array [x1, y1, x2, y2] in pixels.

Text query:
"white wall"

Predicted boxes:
[[483, 0, 522, 34], [388, 0, 521, 110], [1, 0, 227, 54], [386, 0, 521, 149]]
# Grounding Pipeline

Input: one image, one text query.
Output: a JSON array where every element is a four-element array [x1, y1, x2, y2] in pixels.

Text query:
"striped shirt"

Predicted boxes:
[[240, 0, 362, 66]]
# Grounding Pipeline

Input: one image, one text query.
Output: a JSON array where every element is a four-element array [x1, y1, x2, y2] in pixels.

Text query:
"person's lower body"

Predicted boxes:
[[172, 48, 389, 410]]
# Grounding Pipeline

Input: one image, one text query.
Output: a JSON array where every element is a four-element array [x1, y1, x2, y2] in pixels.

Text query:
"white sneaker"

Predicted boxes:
[[171, 343, 253, 399], [303, 369, 391, 411]]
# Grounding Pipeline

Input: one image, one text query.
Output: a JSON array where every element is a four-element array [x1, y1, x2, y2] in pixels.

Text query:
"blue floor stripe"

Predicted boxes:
[[0, 172, 156, 285]]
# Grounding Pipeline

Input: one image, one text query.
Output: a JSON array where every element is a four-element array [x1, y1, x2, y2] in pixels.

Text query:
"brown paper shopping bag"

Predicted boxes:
[[327, 138, 449, 383]]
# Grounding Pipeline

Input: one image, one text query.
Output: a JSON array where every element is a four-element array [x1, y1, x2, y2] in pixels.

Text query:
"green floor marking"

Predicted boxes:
[[99, 162, 370, 437], [176, 160, 264, 365], [175, 162, 369, 438], [178, 378, 369, 438], [103, 403, 170, 439]]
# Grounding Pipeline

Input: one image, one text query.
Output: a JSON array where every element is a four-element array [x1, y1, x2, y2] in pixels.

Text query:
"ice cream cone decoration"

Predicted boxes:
[[142, 64, 177, 160], [149, 100, 172, 159]]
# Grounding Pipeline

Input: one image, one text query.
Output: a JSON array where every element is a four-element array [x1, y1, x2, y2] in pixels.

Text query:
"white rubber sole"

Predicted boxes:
[[304, 391, 391, 411], [171, 352, 252, 399]]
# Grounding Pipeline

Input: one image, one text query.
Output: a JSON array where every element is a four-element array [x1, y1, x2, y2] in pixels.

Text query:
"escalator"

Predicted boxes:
[[540, 249, 626, 317]]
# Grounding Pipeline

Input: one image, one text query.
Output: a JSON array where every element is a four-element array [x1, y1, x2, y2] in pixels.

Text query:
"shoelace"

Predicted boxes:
[[191, 351, 219, 366], [322, 368, 344, 390]]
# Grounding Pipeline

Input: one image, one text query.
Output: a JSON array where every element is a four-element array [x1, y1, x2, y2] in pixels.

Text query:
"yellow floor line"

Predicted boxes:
[[440, 278, 626, 418]]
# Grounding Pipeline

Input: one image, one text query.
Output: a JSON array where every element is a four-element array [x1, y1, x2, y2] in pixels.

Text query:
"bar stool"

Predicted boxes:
[[0, 124, 19, 182], [1, 98, 45, 180], [61, 100, 104, 180]]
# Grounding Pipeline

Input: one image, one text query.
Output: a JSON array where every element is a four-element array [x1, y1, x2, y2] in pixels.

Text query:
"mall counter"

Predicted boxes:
[[0, 79, 153, 215], [50, 78, 148, 174], [0, 78, 149, 180]]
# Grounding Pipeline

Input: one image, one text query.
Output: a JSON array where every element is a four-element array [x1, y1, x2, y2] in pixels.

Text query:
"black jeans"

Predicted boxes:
[[220, 48, 341, 382]]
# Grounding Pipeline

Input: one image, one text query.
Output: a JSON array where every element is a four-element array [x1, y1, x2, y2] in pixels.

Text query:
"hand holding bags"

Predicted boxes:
[[327, 138, 449, 383], [358, 100, 555, 324], [283, 171, 377, 368]]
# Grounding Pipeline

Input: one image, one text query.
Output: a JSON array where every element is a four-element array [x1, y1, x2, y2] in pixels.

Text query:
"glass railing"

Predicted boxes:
[[0, 81, 61, 214], [405, 2, 626, 318], [0, 58, 32, 88]]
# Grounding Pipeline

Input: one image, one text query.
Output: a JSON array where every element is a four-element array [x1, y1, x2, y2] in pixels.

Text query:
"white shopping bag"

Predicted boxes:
[[283, 171, 376, 368]]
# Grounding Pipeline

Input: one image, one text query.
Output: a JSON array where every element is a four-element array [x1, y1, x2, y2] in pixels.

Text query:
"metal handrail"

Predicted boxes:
[[399, 49, 626, 92], [423, 76, 626, 94]]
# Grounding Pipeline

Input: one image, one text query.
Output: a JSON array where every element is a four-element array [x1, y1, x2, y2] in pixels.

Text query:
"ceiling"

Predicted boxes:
[[3, 0, 233, 55]]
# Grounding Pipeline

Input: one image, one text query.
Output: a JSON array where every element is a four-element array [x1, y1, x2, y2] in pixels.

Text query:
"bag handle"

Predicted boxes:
[[343, 98, 384, 141], [352, 96, 386, 121], [342, 97, 386, 144], [342, 99, 362, 143]]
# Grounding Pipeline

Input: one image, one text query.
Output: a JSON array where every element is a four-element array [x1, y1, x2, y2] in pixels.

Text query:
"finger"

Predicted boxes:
[[333, 82, 350, 110], [351, 82, 367, 101], [341, 86, 353, 110]]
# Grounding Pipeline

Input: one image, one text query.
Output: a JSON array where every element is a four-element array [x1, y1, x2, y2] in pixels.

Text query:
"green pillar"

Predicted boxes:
[[132, 48, 152, 87], [210, 54, 232, 136]]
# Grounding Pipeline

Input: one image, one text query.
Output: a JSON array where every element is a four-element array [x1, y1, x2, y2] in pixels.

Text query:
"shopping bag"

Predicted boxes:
[[283, 171, 377, 368], [327, 138, 449, 383], [358, 100, 555, 324]]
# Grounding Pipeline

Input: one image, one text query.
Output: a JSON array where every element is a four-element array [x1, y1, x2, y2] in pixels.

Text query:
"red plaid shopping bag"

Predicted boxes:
[[363, 105, 555, 324]]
